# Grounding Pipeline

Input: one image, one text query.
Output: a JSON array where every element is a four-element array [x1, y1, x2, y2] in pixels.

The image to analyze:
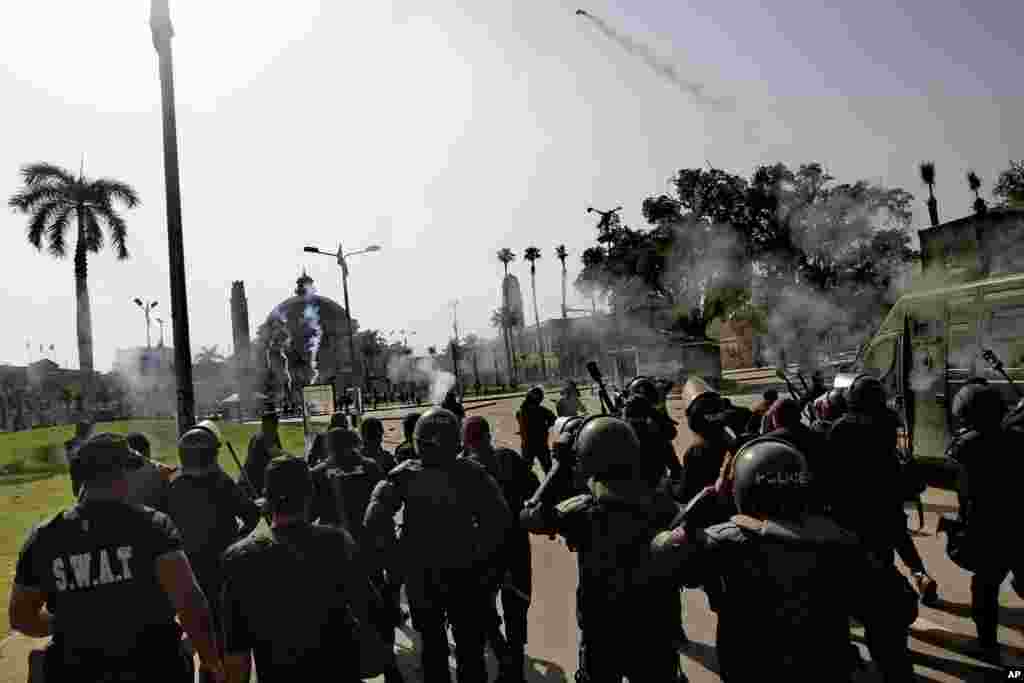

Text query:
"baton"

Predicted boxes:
[[225, 441, 260, 501], [586, 361, 619, 416], [982, 349, 1024, 399]]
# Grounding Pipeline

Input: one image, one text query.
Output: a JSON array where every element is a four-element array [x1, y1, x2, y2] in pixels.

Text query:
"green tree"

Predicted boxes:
[[993, 160, 1024, 209], [8, 162, 139, 405], [523, 246, 547, 379], [356, 330, 387, 378]]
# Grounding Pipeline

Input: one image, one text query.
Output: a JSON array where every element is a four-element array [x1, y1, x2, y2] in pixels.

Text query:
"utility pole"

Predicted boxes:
[[151, 0, 195, 435]]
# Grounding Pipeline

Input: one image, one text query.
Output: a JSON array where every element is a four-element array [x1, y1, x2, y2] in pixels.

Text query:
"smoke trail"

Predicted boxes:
[[386, 354, 455, 404], [578, 11, 735, 113], [299, 281, 323, 385]]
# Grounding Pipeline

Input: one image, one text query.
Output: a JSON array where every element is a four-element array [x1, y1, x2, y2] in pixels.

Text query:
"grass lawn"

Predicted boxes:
[[0, 418, 311, 635]]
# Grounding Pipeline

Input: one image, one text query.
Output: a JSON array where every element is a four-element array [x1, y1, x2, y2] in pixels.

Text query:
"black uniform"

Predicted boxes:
[[521, 483, 685, 682], [365, 457, 511, 682], [763, 426, 828, 513], [364, 444, 398, 476], [516, 400, 556, 473], [244, 431, 282, 497], [394, 440, 416, 465], [653, 513, 908, 682], [463, 446, 541, 666], [826, 411, 918, 680], [15, 502, 192, 681], [310, 454, 385, 545], [624, 397, 683, 484], [948, 425, 1024, 646], [166, 466, 260, 649], [221, 522, 369, 682]]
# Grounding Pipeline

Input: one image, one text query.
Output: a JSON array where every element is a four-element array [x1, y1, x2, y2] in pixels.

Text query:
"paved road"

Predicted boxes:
[[4, 389, 1024, 682]]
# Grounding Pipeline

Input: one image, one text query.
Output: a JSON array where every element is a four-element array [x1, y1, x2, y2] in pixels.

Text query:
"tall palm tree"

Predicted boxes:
[[555, 245, 568, 317], [919, 162, 939, 227], [967, 170, 987, 215], [523, 246, 547, 379], [9, 162, 139, 406], [496, 248, 518, 382]]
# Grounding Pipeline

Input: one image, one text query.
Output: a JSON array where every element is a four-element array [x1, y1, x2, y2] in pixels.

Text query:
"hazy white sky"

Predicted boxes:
[[1, 0, 1020, 372]]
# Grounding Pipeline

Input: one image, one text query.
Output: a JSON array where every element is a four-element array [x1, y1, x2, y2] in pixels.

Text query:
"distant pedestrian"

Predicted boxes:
[[516, 386, 556, 474], [243, 408, 283, 497], [394, 413, 421, 465]]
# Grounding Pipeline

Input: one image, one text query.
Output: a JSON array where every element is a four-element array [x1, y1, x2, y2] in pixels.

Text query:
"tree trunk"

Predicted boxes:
[[530, 268, 547, 379], [74, 211, 96, 412]]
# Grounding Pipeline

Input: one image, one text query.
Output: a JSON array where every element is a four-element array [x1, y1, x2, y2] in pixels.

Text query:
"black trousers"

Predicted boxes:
[[408, 569, 488, 683], [971, 560, 1023, 643]]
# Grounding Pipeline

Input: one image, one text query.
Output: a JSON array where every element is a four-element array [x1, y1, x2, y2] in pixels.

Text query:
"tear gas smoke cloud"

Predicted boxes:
[[386, 354, 456, 404]]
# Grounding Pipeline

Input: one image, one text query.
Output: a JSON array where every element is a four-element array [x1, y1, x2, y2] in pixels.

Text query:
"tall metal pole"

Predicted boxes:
[[151, 0, 195, 434], [338, 246, 362, 391]]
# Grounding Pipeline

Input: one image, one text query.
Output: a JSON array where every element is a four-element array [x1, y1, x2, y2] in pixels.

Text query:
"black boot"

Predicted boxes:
[[498, 644, 526, 683]]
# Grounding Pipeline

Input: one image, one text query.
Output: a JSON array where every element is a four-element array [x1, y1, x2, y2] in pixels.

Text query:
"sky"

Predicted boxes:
[[0, 0, 1021, 373]]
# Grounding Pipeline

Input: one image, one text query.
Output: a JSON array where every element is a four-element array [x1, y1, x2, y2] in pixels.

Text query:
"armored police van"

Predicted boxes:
[[834, 272, 1024, 486]]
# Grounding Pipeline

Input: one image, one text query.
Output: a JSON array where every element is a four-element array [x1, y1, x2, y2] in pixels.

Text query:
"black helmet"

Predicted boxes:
[[413, 407, 461, 465], [360, 416, 384, 442], [177, 421, 221, 469], [732, 436, 810, 520], [686, 390, 728, 435], [952, 383, 1005, 431], [848, 374, 886, 413], [574, 416, 642, 481], [627, 376, 659, 405]]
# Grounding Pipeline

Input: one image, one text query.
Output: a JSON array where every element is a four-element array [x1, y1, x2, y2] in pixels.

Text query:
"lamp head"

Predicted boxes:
[[303, 246, 318, 254], [365, 245, 382, 252], [133, 298, 143, 307]]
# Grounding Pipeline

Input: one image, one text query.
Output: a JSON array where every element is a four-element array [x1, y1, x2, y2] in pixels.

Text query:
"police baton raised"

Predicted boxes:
[[586, 361, 619, 417], [224, 441, 261, 504]]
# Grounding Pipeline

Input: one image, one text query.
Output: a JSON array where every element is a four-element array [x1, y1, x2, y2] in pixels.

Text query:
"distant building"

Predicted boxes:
[[112, 346, 176, 418], [0, 359, 97, 430], [918, 208, 1024, 283]]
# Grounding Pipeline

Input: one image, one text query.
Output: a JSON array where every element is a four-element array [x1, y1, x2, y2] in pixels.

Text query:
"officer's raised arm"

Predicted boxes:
[[156, 549, 224, 680]]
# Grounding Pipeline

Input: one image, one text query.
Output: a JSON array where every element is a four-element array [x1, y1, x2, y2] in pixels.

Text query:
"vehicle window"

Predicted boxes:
[[983, 302, 1024, 371], [948, 323, 979, 373], [864, 336, 897, 378]]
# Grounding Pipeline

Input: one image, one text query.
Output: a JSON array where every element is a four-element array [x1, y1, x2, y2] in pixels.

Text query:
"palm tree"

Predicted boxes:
[[427, 345, 438, 358], [967, 170, 988, 216], [555, 244, 570, 376], [490, 307, 520, 383], [523, 246, 547, 379], [9, 162, 140, 407], [919, 162, 939, 227], [496, 248, 518, 382]]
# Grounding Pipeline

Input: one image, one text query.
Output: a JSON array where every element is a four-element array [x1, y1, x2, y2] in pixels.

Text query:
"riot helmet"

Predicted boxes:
[[627, 376, 660, 405], [574, 416, 644, 482], [686, 390, 728, 436], [413, 407, 461, 465], [177, 421, 221, 469], [847, 374, 886, 413], [526, 385, 545, 403], [731, 436, 810, 520], [462, 415, 492, 452], [360, 416, 385, 444], [952, 383, 1005, 432]]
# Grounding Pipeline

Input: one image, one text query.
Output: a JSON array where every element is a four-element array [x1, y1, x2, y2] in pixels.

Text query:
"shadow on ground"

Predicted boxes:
[[932, 600, 1024, 632], [393, 622, 569, 682]]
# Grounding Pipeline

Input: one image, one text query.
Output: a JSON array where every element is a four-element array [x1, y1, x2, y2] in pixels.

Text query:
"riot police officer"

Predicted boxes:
[[361, 416, 398, 473], [167, 421, 260, 683], [947, 383, 1021, 657], [11, 433, 223, 682], [651, 436, 916, 682], [623, 377, 683, 489], [461, 416, 540, 683], [244, 407, 283, 496], [521, 416, 686, 682], [516, 386, 557, 473], [394, 412, 421, 465], [364, 408, 511, 683]]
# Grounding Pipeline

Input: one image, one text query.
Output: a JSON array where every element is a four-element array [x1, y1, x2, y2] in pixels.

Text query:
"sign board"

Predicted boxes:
[[302, 383, 336, 417]]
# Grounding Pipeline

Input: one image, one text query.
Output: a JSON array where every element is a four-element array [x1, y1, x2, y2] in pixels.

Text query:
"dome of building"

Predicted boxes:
[[257, 272, 358, 404]]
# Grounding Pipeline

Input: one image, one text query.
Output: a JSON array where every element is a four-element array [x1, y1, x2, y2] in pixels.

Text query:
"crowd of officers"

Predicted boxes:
[[8, 374, 1023, 683]]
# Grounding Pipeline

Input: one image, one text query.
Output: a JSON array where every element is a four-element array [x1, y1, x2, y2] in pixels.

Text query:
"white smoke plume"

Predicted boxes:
[[578, 11, 736, 113], [387, 355, 456, 404], [267, 306, 294, 398], [300, 281, 323, 385]]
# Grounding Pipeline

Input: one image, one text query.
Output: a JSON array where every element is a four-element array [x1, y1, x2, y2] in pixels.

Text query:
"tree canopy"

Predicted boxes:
[[576, 162, 918, 352], [993, 160, 1024, 209]]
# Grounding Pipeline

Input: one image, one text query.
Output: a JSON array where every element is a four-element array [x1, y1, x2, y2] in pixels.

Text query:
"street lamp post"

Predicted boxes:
[[133, 299, 158, 349], [155, 318, 167, 348], [303, 244, 381, 393], [150, 0, 195, 434]]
